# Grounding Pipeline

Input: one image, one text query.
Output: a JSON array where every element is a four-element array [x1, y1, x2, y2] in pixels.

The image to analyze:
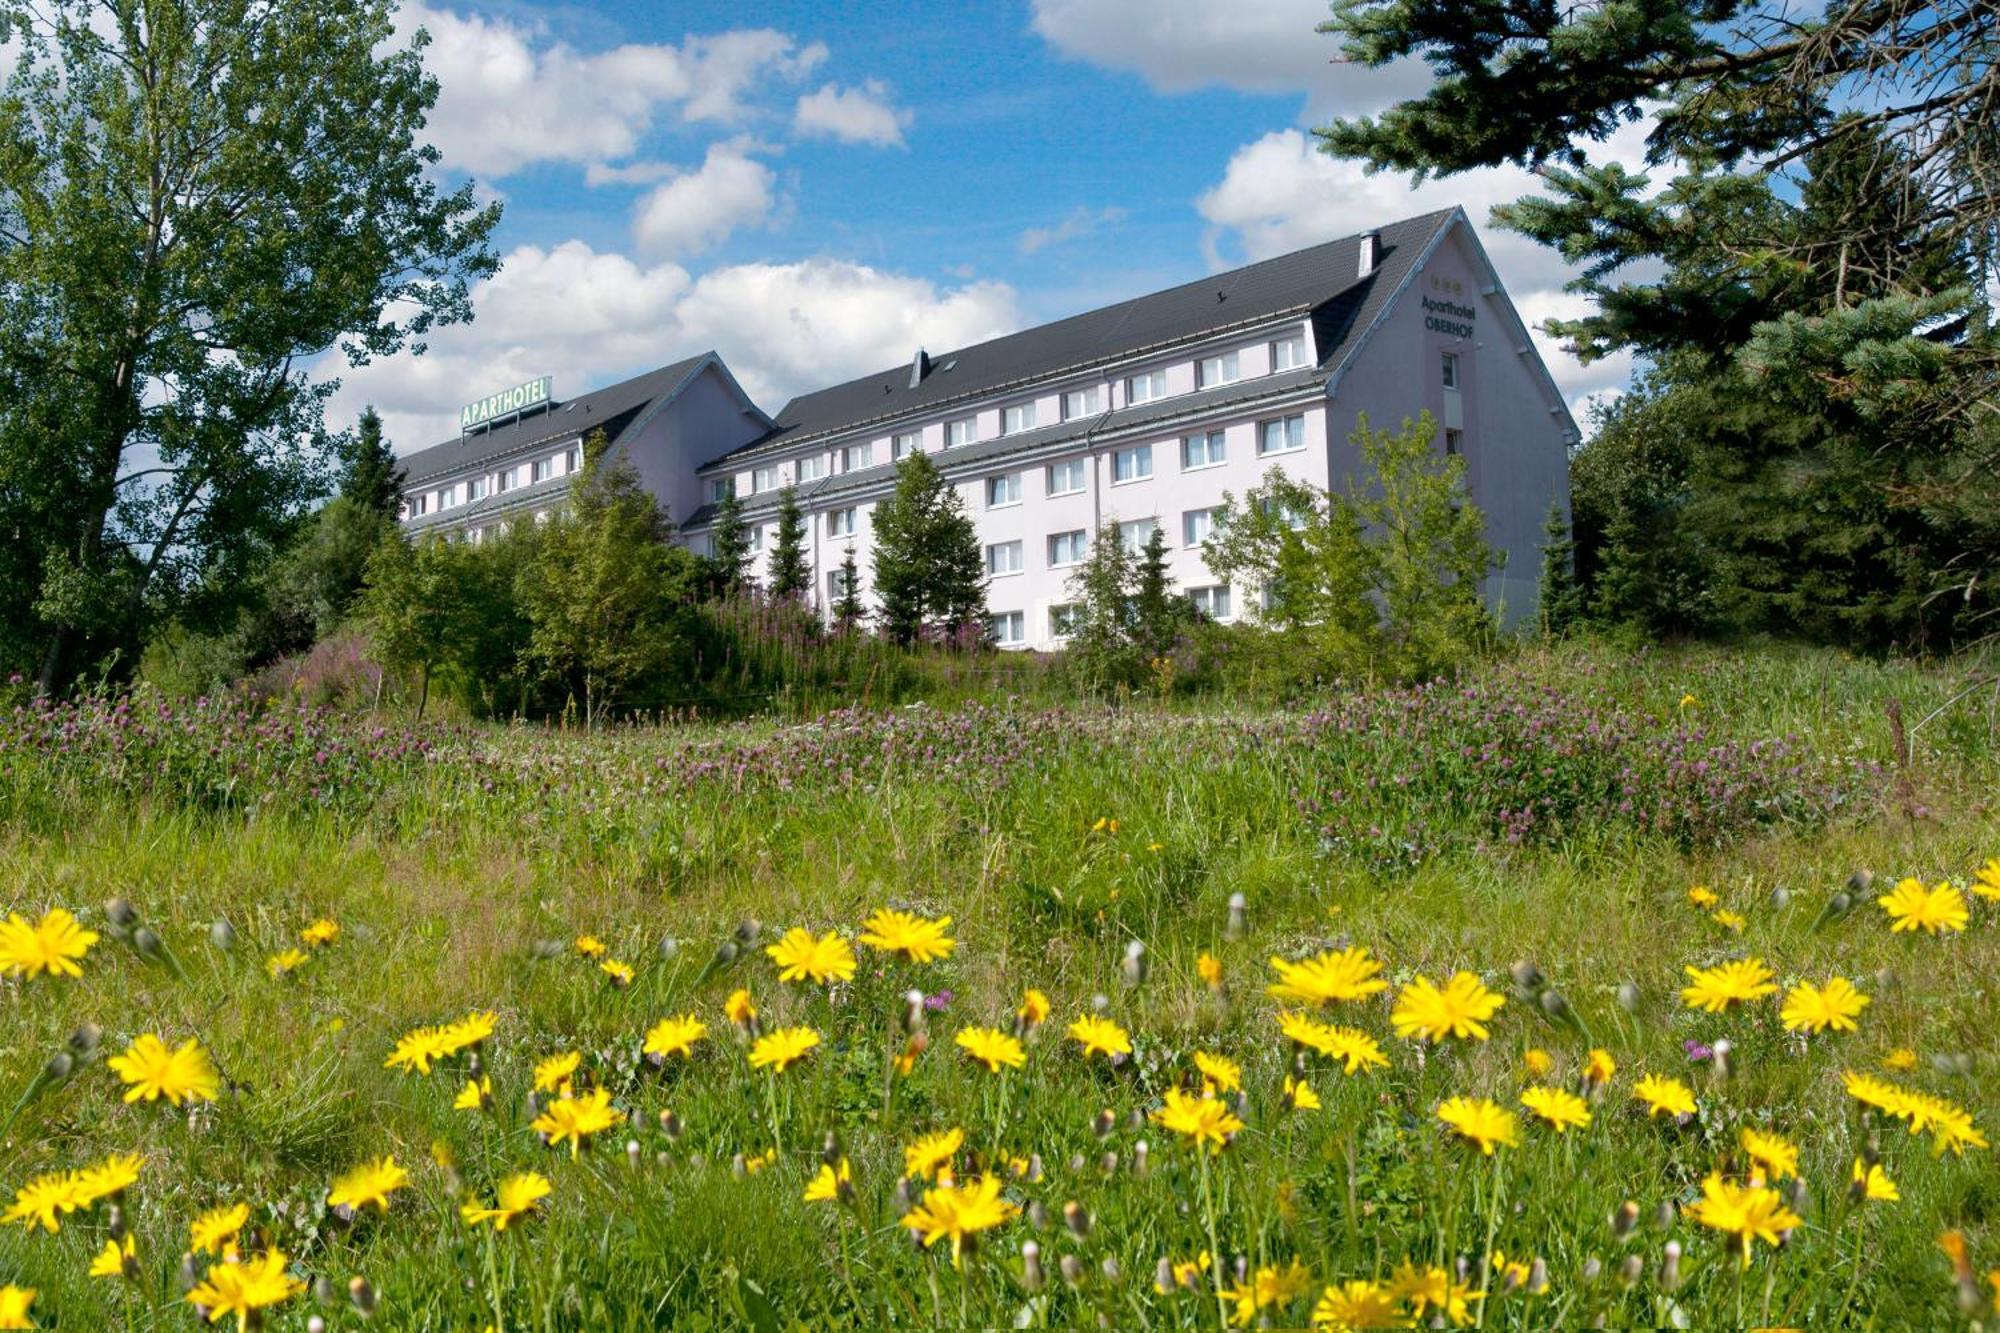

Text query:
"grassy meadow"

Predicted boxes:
[[2, 641, 1999, 1329]]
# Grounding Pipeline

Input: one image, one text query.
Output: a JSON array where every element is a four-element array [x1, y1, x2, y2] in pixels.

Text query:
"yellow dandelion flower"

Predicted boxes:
[[1153, 1087, 1245, 1154], [1972, 859, 2000, 901], [265, 948, 309, 979], [190, 1202, 250, 1256], [904, 1128, 964, 1181], [1389, 1261, 1482, 1325], [1878, 878, 1969, 934], [1196, 951, 1224, 990], [747, 1026, 820, 1073], [1882, 1048, 1918, 1072], [299, 919, 339, 948], [1193, 1050, 1241, 1094], [643, 1014, 707, 1061], [1066, 1014, 1132, 1061], [724, 988, 757, 1027], [3, 1173, 86, 1233], [1437, 1096, 1518, 1154], [599, 958, 633, 986], [1739, 1127, 1799, 1180], [328, 1156, 410, 1214], [1225, 1260, 1312, 1326], [1283, 1076, 1321, 1112], [765, 928, 856, 985], [0, 907, 98, 980], [1277, 1012, 1389, 1075], [441, 1011, 495, 1053], [1687, 885, 1719, 909], [1522, 1048, 1553, 1079], [89, 1234, 136, 1280], [1686, 1173, 1802, 1267], [1711, 909, 1747, 932], [460, 1172, 551, 1231], [532, 1088, 619, 1157], [184, 1250, 304, 1329], [1584, 1047, 1617, 1088], [1017, 988, 1050, 1028], [1391, 972, 1505, 1043], [857, 909, 956, 964], [1521, 1086, 1591, 1133], [1634, 1073, 1697, 1118], [108, 1034, 220, 1105], [453, 1076, 492, 1112], [1780, 977, 1869, 1034], [900, 1174, 1018, 1267], [574, 935, 607, 958], [1312, 1279, 1402, 1329], [1680, 957, 1778, 1013], [1266, 946, 1389, 1007], [75, 1153, 141, 1205], [954, 1027, 1026, 1074], [384, 1025, 453, 1076], [1852, 1158, 1898, 1202], [804, 1158, 853, 1204], [532, 1051, 581, 1093], [0, 1285, 35, 1329]]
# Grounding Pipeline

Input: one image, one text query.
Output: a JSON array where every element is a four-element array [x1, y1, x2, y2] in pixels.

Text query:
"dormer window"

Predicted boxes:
[[1197, 352, 1240, 388], [1126, 370, 1168, 405], [946, 418, 976, 447], [1062, 386, 1101, 420], [1002, 403, 1037, 435]]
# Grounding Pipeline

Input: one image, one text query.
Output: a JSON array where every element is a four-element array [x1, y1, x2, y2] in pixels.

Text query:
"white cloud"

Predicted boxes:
[[794, 80, 911, 147], [327, 243, 1020, 452], [398, 2, 822, 177], [1195, 126, 1657, 409], [1028, 0, 1431, 118], [584, 161, 680, 188], [1019, 205, 1127, 254], [631, 142, 778, 257]]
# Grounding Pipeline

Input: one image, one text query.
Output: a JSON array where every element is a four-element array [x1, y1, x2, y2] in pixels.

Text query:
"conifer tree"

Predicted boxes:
[[831, 546, 865, 630], [1536, 501, 1583, 638], [870, 451, 986, 646], [707, 486, 751, 594], [768, 486, 811, 602]]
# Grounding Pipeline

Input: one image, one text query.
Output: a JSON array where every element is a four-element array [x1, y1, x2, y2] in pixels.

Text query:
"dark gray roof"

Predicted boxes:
[[398, 354, 714, 484], [707, 208, 1458, 465]]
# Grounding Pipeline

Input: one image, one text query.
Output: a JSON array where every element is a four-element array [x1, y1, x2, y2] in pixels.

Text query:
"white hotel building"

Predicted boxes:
[[396, 208, 1575, 649]]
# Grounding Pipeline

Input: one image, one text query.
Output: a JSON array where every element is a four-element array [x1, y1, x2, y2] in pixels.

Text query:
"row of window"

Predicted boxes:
[[405, 443, 581, 518], [984, 510, 1221, 578], [988, 584, 1234, 646], [981, 414, 1306, 509], [725, 333, 1312, 498]]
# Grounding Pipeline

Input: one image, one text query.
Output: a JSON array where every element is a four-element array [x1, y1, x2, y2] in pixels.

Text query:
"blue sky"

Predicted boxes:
[[343, 0, 1646, 454]]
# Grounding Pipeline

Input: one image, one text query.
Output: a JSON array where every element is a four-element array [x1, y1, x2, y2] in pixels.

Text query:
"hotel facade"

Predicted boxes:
[[396, 208, 1575, 649]]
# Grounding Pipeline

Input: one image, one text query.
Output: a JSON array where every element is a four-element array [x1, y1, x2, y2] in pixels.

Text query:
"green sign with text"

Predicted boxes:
[[460, 376, 552, 432]]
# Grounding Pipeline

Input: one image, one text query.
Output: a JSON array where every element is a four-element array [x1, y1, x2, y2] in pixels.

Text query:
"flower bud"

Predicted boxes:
[[901, 990, 927, 1035], [1618, 1255, 1643, 1287], [822, 1131, 842, 1166], [1155, 1256, 1175, 1293], [309, 1317, 327, 1333], [132, 925, 167, 962], [1022, 1241, 1044, 1291], [1615, 981, 1640, 1012], [659, 1109, 683, 1140], [1768, 886, 1791, 910], [1099, 1151, 1118, 1176], [1063, 1200, 1091, 1238], [731, 1153, 747, 1179], [178, 1253, 200, 1293], [1527, 1257, 1548, 1295], [1059, 1254, 1085, 1288], [734, 918, 762, 946], [1539, 988, 1573, 1023], [625, 1139, 642, 1168], [1510, 960, 1544, 992], [67, 1023, 102, 1057], [1581, 1257, 1601, 1284], [1661, 1241, 1682, 1291], [1026, 1153, 1044, 1182], [1132, 1140, 1149, 1177], [1101, 1256, 1122, 1283], [107, 1203, 126, 1240], [1612, 1201, 1639, 1239], [657, 936, 679, 959], [105, 898, 139, 931], [42, 1050, 73, 1083], [313, 1276, 339, 1306], [1711, 1039, 1732, 1081], [1121, 940, 1147, 987], [209, 919, 236, 951], [1093, 1108, 1116, 1139], [1090, 992, 1110, 1015], [348, 1276, 377, 1316], [1654, 1199, 1676, 1231], [1225, 892, 1247, 940], [1027, 1199, 1048, 1231]]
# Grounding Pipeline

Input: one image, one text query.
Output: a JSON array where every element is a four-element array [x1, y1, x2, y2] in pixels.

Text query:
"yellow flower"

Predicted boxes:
[[1277, 1012, 1389, 1074], [327, 1156, 410, 1213], [532, 1088, 619, 1157], [900, 1175, 1019, 1267], [299, 919, 339, 948], [1522, 1048, 1553, 1079], [89, 1234, 136, 1280], [185, 1248, 304, 1328], [1157, 1252, 1211, 1293], [1710, 909, 1747, 932], [954, 1027, 1026, 1073], [1972, 859, 2000, 901], [1066, 1014, 1133, 1061], [904, 1128, 965, 1181], [574, 935, 607, 958], [1153, 1087, 1246, 1154], [453, 1076, 492, 1112], [1679, 957, 1778, 1013], [804, 1158, 853, 1204], [643, 1014, 707, 1061], [1312, 1279, 1402, 1329], [1634, 1073, 1697, 1118], [1283, 1076, 1321, 1112], [1882, 1048, 1918, 1072], [3, 1173, 86, 1233], [1521, 1086, 1591, 1133], [460, 1172, 551, 1230], [1780, 977, 1869, 1033], [1437, 1096, 1518, 1154], [533, 1051, 581, 1094], [265, 948, 309, 979], [1842, 1069, 1908, 1113], [1679, 692, 1698, 711], [1878, 877, 1968, 933], [1584, 1048, 1617, 1088], [190, 1202, 251, 1256], [441, 1011, 496, 1053], [1193, 1050, 1242, 1094], [1196, 951, 1224, 990], [747, 1026, 821, 1073], [1739, 1127, 1799, 1180], [1266, 946, 1389, 1006], [1389, 1261, 1482, 1325], [75, 1153, 141, 1205], [108, 1033, 221, 1105], [1687, 885, 1719, 909], [0, 906, 98, 980], [765, 928, 856, 984], [741, 1147, 777, 1174], [1017, 988, 1050, 1028], [1686, 1173, 1803, 1267], [599, 958, 634, 986], [1224, 1260, 1312, 1326], [725, 988, 757, 1027], [384, 1025, 452, 1075], [1391, 972, 1505, 1043], [0, 1285, 34, 1330], [1894, 1089, 1988, 1155], [857, 909, 956, 964], [1852, 1158, 1898, 1202]]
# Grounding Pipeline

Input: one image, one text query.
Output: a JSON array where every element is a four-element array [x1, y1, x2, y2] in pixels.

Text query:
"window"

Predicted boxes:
[[1002, 403, 1037, 435], [495, 468, 512, 494], [986, 540, 1024, 576], [1197, 351, 1240, 387], [438, 485, 458, 509], [531, 457, 553, 483], [408, 494, 427, 516], [1181, 430, 1226, 470], [1047, 458, 1087, 496], [797, 454, 826, 482], [1048, 529, 1088, 566], [1441, 352, 1460, 389], [989, 611, 1025, 646], [838, 442, 873, 472], [747, 526, 765, 553], [946, 418, 976, 448], [1271, 334, 1308, 372], [1258, 415, 1306, 456], [752, 465, 779, 494], [826, 507, 856, 538], [1049, 603, 1081, 637], [1119, 518, 1158, 553], [986, 473, 1022, 508], [467, 477, 487, 502], [828, 566, 855, 600], [1260, 496, 1310, 531], [1445, 428, 1464, 457], [893, 431, 921, 460], [1062, 386, 1101, 420], [565, 446, 580, 473], [710, 478, 735, 504], [1189, 585, 1233, 621], [1126, 370, 1168, 405], [1182, 508, 1214, 547], [1112, 443, 1152, 483]]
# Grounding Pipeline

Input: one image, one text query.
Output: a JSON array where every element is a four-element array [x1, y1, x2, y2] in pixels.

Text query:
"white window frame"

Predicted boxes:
[[1441, 351, 1460, 389], [893, 431, 921, 461], [1271, 334, 1308, 372], [1111, 443, 1153, 484], [1197, 351, 1241, 388], [838, 443, 873, 473], [828, 566, 856, 600], [752, 465, 780, 494], [1118, 518, 1158, 553], [1181, 430, 1226, 470], [989, 610, 1026, 646], [531, 458, 553, 483], [1125, 370, 1168, 405], [467, 477, 487, 502], [1047, 459, 1087, 496], [710, 479, 735, 503], [986, 473, 1022, 508], [747, 526, 765, 553], [1049, 603, 1081, 637], [1258, 415, 1306, 457], [1189, 585, 1233, 621], [1001, 403, 1037, 435], [985, 540, 1024, 576], [797, 454, 826, 482], [1182, 508, 1213, 547], [946, 418, 976, 448], [1061, 386, 1101, 420], [826, 507, 857, 538], [1047, 529, 1087, 567]]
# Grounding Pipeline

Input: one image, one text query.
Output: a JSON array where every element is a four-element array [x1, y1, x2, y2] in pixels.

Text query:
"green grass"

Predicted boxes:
[[1, 640, 1998, 1329]]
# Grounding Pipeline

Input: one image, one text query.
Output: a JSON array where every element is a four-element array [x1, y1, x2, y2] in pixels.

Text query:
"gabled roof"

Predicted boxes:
[[398, 354, 720, 484], [706, 208, 1459, 467]]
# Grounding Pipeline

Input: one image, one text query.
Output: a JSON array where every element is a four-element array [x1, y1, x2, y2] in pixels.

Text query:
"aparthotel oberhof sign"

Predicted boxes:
[[460, 376, 552, 433]]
